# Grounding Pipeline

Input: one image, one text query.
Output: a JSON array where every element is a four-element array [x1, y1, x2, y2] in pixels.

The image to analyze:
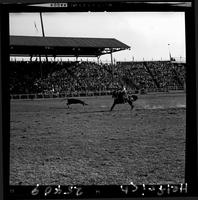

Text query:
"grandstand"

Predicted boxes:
[[9, 35, 186, 99]]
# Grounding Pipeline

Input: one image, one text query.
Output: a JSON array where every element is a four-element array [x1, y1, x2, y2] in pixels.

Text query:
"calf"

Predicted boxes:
[[66, 98, 88, 108]]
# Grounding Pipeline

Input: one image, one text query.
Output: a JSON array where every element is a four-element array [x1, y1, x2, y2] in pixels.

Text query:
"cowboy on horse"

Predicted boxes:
[[110, 85, 138, 111]]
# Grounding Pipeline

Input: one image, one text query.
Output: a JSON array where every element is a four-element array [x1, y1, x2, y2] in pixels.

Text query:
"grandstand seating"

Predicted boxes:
[[9, 60, 186, 98]]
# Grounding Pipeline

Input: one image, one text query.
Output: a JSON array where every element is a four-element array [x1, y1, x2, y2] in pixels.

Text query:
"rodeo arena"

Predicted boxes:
[[10, 35, 186, 185]]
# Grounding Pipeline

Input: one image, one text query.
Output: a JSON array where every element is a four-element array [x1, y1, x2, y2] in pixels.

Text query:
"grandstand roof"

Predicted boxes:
[[10, 35, 130, 57]]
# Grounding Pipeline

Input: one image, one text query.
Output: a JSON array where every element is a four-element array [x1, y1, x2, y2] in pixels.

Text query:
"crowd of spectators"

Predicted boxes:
[[9, 60, 186, 95]]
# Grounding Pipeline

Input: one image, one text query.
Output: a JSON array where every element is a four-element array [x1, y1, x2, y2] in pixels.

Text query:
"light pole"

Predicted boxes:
[[168, 44, 171, 61]]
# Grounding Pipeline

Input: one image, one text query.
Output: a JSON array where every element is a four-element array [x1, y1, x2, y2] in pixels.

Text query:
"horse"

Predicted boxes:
[[110, 90, 138, 111]]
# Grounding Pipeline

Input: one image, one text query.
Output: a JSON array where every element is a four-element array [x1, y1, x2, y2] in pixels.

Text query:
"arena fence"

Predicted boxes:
[[10, 86, 185, 100], [10, 91, 113, 100]]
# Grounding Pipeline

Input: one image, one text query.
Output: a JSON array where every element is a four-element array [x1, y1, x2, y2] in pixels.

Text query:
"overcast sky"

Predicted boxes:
[[9, 12, 185, 62]]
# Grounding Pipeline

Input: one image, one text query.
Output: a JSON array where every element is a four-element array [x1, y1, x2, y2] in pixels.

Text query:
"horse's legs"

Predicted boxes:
[[127, 100, 134, 110], [110, 101, 116, 111]]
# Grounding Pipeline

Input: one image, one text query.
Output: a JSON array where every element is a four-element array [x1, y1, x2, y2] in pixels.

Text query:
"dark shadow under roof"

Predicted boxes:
[[10, 35, 130, 57]]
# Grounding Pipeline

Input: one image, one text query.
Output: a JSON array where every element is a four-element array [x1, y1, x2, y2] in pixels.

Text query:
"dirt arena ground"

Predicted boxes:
[[10, 92, 186, 185]]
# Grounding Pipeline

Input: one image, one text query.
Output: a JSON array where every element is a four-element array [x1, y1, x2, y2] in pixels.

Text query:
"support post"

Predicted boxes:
[[110, 50, 114, 82], [110, 50, 113, 65], [39, 55, 43, 78], [97, 56, 100, 64]]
